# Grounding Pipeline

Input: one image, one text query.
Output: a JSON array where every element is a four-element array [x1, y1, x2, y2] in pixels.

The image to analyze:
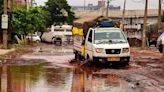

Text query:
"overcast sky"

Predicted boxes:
[[35, 0, 163, 10]]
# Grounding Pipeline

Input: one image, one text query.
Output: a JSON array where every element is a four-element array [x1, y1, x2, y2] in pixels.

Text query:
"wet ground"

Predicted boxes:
[[0, 43, 164, 92]]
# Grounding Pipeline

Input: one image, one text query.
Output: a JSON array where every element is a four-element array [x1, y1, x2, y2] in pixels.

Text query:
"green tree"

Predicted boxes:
[[11, 6, 48, 43], [161, 11, 164, 22], [44, 0, 75, 26]]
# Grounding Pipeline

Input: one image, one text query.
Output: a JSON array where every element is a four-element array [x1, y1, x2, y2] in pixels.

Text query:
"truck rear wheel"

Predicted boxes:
[[75, 52, 79, 60], [75, 52, 84, 61]]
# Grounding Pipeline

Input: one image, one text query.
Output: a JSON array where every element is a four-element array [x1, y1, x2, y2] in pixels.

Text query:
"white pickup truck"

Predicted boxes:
[[72, 17, 130, 66], [41, 25, 73, 45]]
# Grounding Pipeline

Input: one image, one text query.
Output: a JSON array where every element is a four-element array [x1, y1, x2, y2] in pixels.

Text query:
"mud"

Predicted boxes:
[[71, 46, 164, 92], [0, 43, 164, 92]]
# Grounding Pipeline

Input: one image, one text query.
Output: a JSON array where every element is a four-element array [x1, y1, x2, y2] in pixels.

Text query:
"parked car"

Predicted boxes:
[[26, 34, 41, 43], [156, 32, 164, 53], [148, 33, 159, 46]]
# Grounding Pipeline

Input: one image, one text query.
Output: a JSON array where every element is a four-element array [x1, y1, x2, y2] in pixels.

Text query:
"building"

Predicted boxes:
[[14, 0, 26, 4], [75, 9, 159, 25], [98, 0, 105, 8], [72, 6, 99, 11], [109, 5, 121, 10], [14, 0, 33, 6], [72, 0, 120, 11]]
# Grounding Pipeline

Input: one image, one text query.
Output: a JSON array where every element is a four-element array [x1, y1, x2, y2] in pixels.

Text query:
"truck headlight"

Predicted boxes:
[[95, 48, 104, 53], [122, 48, 129, 53]]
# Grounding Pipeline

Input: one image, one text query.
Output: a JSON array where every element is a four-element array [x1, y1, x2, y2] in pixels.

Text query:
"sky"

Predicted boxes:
[[35, 0, 162, 10]]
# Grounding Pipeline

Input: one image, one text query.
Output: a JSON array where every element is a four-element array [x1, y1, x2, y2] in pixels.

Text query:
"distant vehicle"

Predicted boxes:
[[41, 25, 73, 45], [147, 32, 159, 47], [72, 16, 130, 66], [147, 23, 160, 47], [26, 34, 41, 43], [156, 32, 164, 53]]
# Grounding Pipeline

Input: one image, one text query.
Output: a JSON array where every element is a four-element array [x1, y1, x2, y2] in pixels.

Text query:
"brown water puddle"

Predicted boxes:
[[0, 61, 73, 92], [71, 67, 135, 92]]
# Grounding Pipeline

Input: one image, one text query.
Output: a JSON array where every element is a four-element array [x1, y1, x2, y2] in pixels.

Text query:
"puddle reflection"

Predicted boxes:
[[0, 63, 73, 92], [72, 67, 132, 92]]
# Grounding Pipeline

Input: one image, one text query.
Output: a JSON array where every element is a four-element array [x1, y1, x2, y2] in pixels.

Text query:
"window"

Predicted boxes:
[[88, 30, 93, 42], [94, 29, 127, 44]]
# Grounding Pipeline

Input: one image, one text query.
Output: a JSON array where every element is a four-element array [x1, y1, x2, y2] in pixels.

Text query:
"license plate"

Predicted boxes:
[[108, 57, 120, 61]]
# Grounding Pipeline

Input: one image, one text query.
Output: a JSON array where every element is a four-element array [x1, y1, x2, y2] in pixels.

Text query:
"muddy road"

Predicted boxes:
[[0, 44, 164, 92]]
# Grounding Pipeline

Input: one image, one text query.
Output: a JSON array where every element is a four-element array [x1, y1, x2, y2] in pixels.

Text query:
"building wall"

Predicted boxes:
[[98, 0, 105, 7], [75, 9, 159, 25], [15, 0, 25, 4], [14, 0, 32, 6], [109, 5, 121, 10]]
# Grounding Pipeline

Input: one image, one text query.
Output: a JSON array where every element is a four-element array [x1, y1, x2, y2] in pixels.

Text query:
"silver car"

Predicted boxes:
[[26, 34, 41, 43], [156, 32, 164, 53]]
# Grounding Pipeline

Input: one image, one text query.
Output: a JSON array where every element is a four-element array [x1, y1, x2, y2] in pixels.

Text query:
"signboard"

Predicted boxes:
[[1, 14, 8, 29]]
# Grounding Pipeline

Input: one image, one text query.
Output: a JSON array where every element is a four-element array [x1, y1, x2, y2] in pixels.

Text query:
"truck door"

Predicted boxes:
[[85, 29, 93, 59]]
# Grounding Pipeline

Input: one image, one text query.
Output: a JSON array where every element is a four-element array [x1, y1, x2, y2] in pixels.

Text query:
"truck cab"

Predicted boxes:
[[84, 27, 130, 64]]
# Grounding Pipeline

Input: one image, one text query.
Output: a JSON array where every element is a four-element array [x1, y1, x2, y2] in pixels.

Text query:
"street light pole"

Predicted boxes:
[[158, 0, 162, 33], [142, 0, 148, 49]]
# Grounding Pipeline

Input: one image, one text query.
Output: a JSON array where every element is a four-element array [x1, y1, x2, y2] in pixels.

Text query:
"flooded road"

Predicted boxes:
[[0, 44, 74, 92], [0, 44, 164, 92], [0, 62, 73, 92]]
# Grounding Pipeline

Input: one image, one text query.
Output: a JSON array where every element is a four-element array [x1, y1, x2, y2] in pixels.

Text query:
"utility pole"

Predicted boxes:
[[2, 0, 8, 49], [122, 0, 126, 24], [158, 0, 162, 33], [84, 0, 86, 10], [121, 0, 126, 30], [106, 0, 110, 18], [142, 0, 148, 49]]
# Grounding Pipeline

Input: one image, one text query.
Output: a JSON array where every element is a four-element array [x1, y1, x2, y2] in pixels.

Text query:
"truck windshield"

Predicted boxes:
[[94, 29, 127, 44]]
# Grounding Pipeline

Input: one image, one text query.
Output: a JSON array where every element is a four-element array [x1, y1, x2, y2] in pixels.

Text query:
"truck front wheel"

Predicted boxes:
[[93, 57, 99, 62], [119, 58, 130, 67], [93, 57, 99, 65], [121, 61, 129, 67]]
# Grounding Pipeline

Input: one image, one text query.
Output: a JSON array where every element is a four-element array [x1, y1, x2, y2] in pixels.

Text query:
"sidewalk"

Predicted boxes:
[[0, 49, 15, 55]]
